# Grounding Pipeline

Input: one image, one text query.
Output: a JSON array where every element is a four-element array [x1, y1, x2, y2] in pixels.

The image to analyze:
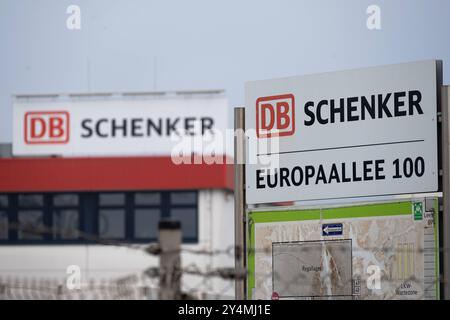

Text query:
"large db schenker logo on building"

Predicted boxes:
[[24, 111, 70, 144], [256, 94, 295, 138]]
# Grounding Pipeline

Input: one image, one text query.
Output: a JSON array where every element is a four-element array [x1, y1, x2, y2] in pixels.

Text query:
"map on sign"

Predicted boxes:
[[273, 240, 352, 298], [248, 200, 440, 300]]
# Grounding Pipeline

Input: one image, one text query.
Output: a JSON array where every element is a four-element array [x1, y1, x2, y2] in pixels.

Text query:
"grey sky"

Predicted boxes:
[[1, 0, 450, 143]]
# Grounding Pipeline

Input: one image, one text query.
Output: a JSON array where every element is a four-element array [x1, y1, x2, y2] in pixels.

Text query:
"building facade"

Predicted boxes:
[[0, 91, 235, 299]]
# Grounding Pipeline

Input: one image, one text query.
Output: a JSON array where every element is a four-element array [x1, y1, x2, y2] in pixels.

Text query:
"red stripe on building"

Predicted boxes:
[[0, 156, 234, 192]]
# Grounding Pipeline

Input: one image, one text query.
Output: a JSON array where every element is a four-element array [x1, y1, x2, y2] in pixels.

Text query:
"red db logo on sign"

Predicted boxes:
[[24, 111, 70, 144], [256, 94, 295, 138]]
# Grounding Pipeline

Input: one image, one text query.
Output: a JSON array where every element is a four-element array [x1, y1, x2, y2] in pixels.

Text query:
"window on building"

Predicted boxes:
[[0, 191, 199, 244], [0, 210, 7, 240], [170, 192, 197, 205], [99, 193, 125, 206], [0, 195, 8, 208], [17, 193, 45, 240], [53, 194, 79, 207], [169, 192, 197, 241], [53, 210, 79, 240], [0, 195, 7, 240], [18, 194, 43, 207], [99, 209, 125, 239], [134, 209, 160, 239], [132, 192, 162, 240], [18, 210, 45, 240], [52, 193, 80, 240], [98, 193, 126, 240], [170, 208, 197, 239], [135, 192, 161, 206]]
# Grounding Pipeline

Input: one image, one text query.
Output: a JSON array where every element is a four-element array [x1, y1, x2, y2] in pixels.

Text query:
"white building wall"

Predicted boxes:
[[0, 189, 235, 299]]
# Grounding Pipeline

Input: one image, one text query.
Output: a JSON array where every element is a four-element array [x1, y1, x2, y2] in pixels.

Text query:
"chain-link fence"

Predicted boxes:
[[0, 220, 446, 300]]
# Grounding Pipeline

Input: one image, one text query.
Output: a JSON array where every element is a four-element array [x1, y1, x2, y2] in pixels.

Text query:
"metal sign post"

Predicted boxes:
[[234, 107, 246, 300], [441, 85, 450, 299], [158, 220, 182, 300]]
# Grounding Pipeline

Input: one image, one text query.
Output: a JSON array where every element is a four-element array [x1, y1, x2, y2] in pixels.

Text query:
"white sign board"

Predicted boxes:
[[245, 60, 440, 204], [13, 96, 228, 157]]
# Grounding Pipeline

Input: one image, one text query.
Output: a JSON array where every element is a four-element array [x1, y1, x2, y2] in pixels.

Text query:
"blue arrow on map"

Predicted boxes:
[[322, 223, 343, 236]]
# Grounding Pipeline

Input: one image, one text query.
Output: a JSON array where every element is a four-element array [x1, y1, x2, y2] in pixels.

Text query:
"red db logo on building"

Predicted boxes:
[[24, 111, 70, 144], [256, 94, 295, 138]]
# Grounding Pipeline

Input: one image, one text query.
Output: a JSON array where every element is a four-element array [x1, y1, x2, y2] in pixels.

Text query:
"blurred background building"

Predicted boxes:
[[0, 90, 235, 299]]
